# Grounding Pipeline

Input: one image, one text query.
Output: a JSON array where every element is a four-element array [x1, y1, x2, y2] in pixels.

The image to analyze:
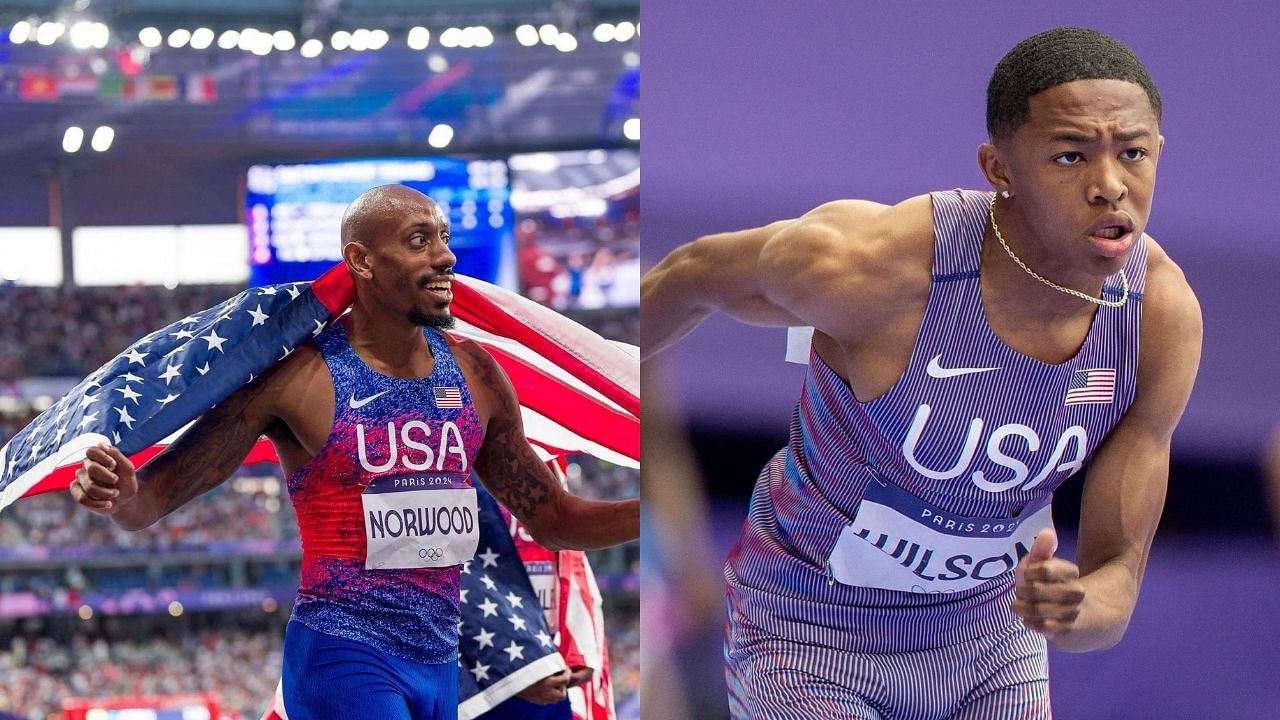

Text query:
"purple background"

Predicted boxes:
[[644, 1, 1280, 461]]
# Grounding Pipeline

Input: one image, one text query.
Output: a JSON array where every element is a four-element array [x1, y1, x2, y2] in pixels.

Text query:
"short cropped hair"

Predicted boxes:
[[986, 27, 1162, 140]]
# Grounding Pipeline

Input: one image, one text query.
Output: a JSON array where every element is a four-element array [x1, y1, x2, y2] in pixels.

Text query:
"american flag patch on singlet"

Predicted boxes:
[[1064, 368, 1116, 406], [434, 386, 463, 408]]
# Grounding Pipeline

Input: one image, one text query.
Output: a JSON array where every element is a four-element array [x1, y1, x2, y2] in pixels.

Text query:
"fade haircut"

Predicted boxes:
[[986, 27, 1162, 140]]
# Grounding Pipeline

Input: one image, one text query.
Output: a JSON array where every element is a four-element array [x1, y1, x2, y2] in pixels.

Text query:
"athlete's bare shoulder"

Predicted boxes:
[[1139, 236, 1200, 335], [1134, 235, 1202, 405], [760, 194, 936, 342], [443, 334, 506, 427]]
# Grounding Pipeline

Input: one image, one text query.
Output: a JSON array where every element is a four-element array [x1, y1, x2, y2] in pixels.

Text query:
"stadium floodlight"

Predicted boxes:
[[428, 123, 454, 149], [217, 29, 239, 49], [593, 23, 616, 43], [514, 24, 538, 47], [91, 22, 108, 48], [427, 53, 448, 72], [369, 29, 388, 49], [62, 126, 84, 153], [407, 26, 430, 50], [300, 38, 323, 57], [350, 28, 371, 51], [167, 28, 191, 48], [614, 21, 637, 42], [273, 30, 295, 51], [237, 28, 259, 52], [9, 20, 31, 44], [538, 24, 558, 46], [252, 32, 273, 55], [69, 20, 95, 49], [554, 33, 578, 52], [471, 26, 493, 47], [36, 21, 64, 46], [623, 117, 639, 141], [190, 27, 214, 49], [330, 30, 351, 50], [440, 27, 461, 48], [90, 126, 114, 152]]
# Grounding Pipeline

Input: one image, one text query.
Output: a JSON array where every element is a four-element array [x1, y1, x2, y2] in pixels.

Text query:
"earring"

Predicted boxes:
[[1000, 190, 1012, 199]]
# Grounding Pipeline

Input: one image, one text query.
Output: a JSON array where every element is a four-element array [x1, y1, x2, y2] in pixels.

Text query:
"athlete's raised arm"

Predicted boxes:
[[69, 375, 280, 531], [640, 195, 935, 360], [459, 341, 639, 550], [1012, 247, 1202, 651]]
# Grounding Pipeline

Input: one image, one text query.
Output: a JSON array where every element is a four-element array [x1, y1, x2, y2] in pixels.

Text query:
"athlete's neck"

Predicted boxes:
[[343, 303, 436, 377]]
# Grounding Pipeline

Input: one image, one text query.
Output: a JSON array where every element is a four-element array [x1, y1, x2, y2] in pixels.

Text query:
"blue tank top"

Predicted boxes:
[[726, 189, 1147, 652], [287, 321, 485, 665]]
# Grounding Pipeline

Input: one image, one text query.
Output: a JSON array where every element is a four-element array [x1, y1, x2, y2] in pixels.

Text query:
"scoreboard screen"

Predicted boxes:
[[244, 157, 515, 288]]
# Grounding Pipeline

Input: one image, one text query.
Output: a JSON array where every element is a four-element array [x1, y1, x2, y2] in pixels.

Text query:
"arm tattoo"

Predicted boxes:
[[469, 346, 554, 521], [144, 381, 271, 519]]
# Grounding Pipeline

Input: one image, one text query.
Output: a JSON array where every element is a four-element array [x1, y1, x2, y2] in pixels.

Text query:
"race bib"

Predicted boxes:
[[524, 559, 560, 634], [828, 478, 1052, 594], [362, 472, 479, 570]]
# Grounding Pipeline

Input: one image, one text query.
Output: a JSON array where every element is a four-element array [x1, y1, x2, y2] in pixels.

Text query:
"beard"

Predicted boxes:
[[409, 307, 455, 329]]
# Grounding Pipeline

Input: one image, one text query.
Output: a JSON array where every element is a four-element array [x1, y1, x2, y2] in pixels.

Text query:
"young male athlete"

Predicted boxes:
[[642, 28, 1201, 719], [70, 184, 640, 720]]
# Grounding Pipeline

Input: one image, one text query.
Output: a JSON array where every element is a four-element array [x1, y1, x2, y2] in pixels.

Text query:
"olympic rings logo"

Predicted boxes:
[[419, 547, 445, 561]]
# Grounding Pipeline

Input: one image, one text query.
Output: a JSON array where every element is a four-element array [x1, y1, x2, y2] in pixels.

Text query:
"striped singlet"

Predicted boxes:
[[725, 189, 1146, 678]]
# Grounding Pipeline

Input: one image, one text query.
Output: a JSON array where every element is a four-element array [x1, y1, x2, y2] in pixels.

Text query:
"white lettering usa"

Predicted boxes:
[[357, 420, 469, 473], [900, 404, 1087, 493]]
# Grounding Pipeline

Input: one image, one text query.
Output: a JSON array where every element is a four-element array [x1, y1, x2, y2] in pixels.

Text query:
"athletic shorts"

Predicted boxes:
[[282, 620, 459, 720], [725, 611, 1050, 720]]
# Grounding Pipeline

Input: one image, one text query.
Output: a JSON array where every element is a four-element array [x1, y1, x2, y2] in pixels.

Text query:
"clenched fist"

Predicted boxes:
[[69, 444, 138, 515], [1011, 528, 1085, 640]]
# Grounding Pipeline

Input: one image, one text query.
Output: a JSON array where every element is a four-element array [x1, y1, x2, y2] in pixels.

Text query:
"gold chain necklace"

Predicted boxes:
[[987, 193, 1128, 308]]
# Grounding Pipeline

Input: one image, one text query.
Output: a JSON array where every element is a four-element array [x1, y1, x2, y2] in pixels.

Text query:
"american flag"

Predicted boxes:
[[434, 386, 463, 409], [457, 482, 567, 718], [1064, 368, 1116, 406], [0, 264, 639, 513]]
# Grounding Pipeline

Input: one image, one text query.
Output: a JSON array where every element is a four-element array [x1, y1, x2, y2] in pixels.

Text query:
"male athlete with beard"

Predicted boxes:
[[642, 28, 1201, 719], [70, 184, 640, 720]]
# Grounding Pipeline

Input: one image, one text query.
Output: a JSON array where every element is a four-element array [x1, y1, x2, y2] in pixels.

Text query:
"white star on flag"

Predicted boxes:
[[477, 547, 500, 568], [159, 364, 183, 384], [535, 630, 552, 648], [480, 574, 497, 591], [248, 305, 270, 326], [115, 406, 136, 429], [504, 591, 523, 609], [478, 598, 499, 618], [469, 662, 491, 682], [202, 329, 227, 352], [474, 628, 495, 649], [115, 385, 142, 404], [507, 613, 527, 632], [502, 641, 524, 662], [124, 348, 148, 365]]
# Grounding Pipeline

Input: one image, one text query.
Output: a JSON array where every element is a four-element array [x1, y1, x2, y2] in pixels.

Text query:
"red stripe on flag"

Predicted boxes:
[[450, 281, 639, 418], [310, 264, 356, 315], [479, 343, 639, 460], [18, 439, 279, 501]]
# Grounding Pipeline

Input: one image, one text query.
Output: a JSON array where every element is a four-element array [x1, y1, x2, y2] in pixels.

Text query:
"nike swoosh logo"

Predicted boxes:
[[925, 354, 1000, 379], [349, 390, 390, 409]]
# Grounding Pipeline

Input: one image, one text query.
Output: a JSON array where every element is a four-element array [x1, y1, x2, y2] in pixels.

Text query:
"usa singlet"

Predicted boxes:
[[726, 188, 1147, 654], [287, 321, 484, 665]]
